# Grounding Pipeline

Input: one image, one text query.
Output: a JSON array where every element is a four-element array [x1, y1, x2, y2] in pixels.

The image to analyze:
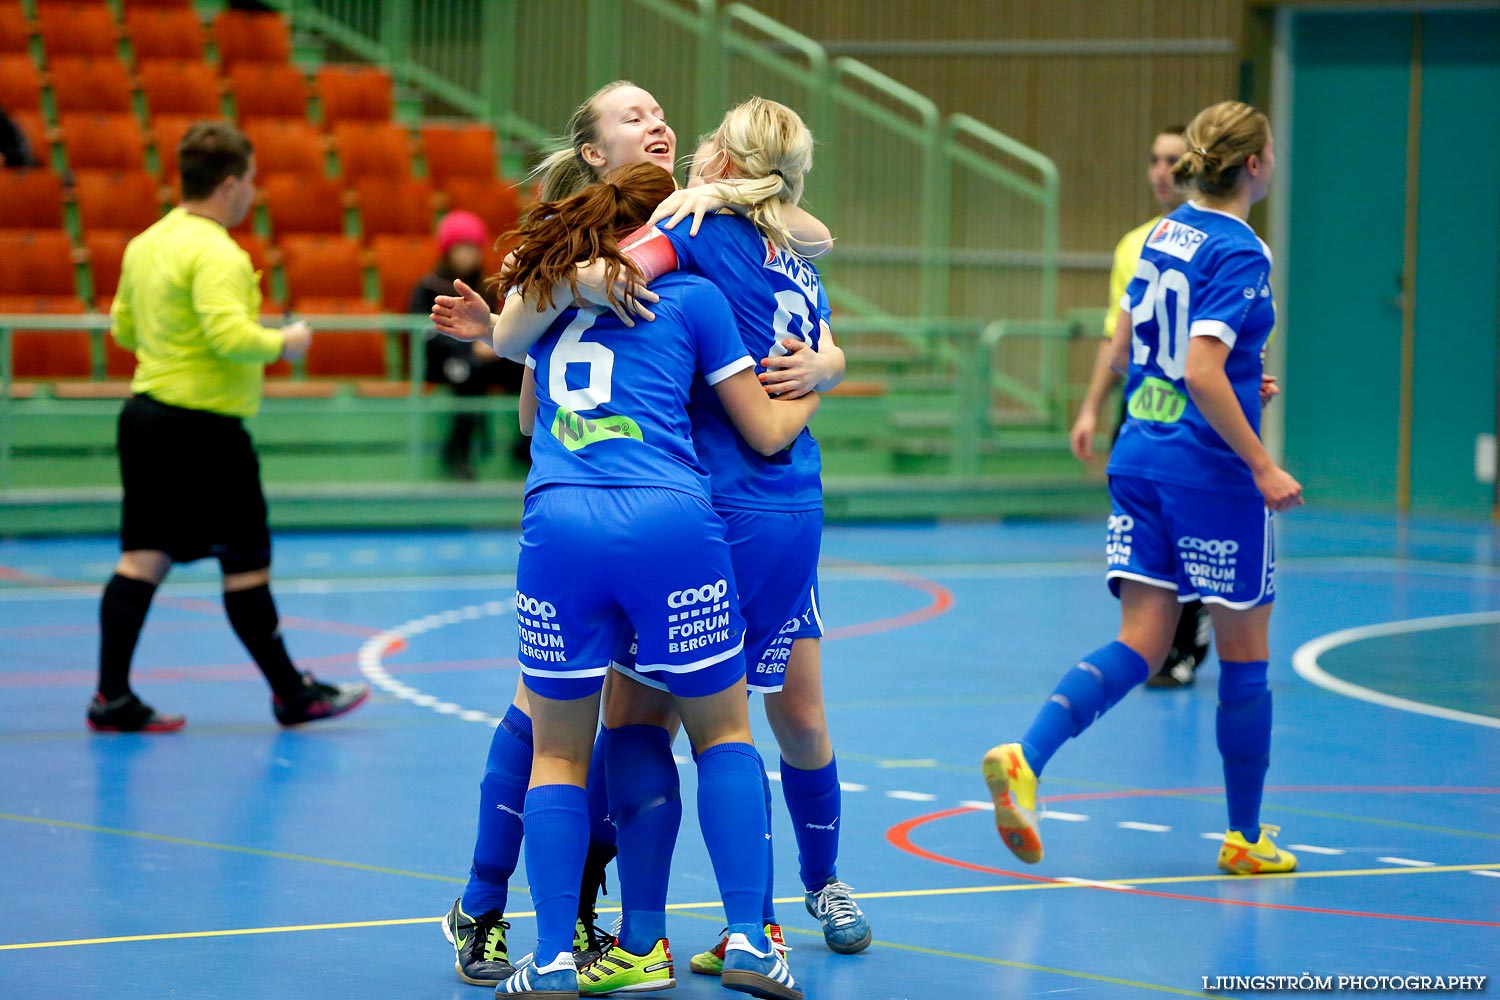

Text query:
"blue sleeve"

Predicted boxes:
[[681, 280, 753, 384], [1189, 247, 1270, 349], [656, 219, 702, 275], [816, 279, 830, 324]]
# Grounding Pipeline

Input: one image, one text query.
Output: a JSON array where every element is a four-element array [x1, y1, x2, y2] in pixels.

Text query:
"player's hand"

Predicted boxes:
[[431, 279, 494, 341], [1069, 412, 1098, 462], [759, 339, 830, 399], [278, 320, 312, 362], [1254, 464, 1303, 513], [573, 259, 657, 326], [647, 184, 728, 236], [1259, 374, 1280, 408]]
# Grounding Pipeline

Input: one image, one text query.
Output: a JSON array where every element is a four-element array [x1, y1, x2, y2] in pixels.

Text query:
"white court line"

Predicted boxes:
[[886, 790, 937, 802], [1040, 811, 1089, 822], [1378, 857, 1436, 867], [1289, 844, 1346, 856], [1292, 611, 1500, 730], [1117, 821, 1171, 833]]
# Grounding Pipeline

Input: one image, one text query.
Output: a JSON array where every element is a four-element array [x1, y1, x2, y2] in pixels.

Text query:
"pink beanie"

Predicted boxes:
[[436, 210, 489, 254]]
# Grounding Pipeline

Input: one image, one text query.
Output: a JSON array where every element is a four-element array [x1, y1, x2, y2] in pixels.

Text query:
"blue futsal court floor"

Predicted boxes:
[[2, 513, 1497, 999]]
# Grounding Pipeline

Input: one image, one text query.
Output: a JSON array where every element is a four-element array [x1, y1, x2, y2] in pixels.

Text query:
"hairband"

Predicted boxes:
[[769, 169, 785, 179]]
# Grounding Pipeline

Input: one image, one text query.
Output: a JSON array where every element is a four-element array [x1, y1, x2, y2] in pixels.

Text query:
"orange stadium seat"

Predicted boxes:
[[242, 120, 324, 175], [37, 3, 118, 59], [262, 174, 344, 236], [369, 235, 436, 314], [419, 124, 497, 186], [73, 170, 164, 233], [0, 54, 43, 110], [293, 299, 386, 377], [0, 230, 76, 296], [137, 59, 221, 116], [315, 64, 393, 126], [0, 296, 92, 379], [277, 234, 364, 300], [0, 4, 30, 55], [118, 0, 195, 8], [0, 169, 65, 230], [227, 62, 308, 122], [58, 112, 148, 172], [147, 113, 198, 182], [48, 56, 133, 113], [332, 122, 411, 181], [439, 177, 523, 245], [353, 177, 435, 239], [212, 11, 289, 68], [83, 229, 130, 301], [123, 7, 205, 62]]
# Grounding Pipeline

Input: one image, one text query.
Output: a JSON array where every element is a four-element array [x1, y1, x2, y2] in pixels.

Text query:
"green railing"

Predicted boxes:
[[265, 0, 1059, 324], [0, 312, 1093, 493]]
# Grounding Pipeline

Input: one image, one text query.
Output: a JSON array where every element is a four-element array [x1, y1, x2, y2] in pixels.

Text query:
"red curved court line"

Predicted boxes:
[[822, 562, 955, 640], [887, 794, 1500, 928]]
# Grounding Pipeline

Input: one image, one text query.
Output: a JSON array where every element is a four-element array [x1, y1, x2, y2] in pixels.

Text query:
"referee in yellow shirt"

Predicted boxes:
[[88, 121, 369, 732], [1067, 125, 1211, 689]]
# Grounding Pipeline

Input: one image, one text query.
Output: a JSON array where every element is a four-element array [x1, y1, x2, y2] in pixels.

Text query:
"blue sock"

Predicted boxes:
[[606, 724, 680, 954], [462, 704, 532, 916], [523, 783, 590, 965], [1020, 641, 1149, 774], [780, 756, 840, 893], [586, 727, 617, 850], [1217, 660, 1271, 841], [761, 762, 777, 925], [695, 742, 770, 952]]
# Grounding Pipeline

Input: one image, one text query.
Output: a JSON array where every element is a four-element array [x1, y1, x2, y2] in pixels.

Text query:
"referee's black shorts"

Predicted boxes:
[[117, 393, 271, 568]]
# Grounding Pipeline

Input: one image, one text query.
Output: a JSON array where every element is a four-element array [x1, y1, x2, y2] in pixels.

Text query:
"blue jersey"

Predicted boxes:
[[658, 213, 826, 512], [1107, 202, 1276, 496], [524, 272, 753, 500]]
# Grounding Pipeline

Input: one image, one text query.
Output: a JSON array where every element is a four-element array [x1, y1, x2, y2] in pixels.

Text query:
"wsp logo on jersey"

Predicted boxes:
[[1147, 219, 1208, 262], [761, 236, 821, 299], [550, 407, 644, 452]]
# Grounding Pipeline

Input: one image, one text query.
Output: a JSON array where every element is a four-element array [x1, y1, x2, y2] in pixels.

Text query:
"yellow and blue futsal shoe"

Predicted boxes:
[[1218, 824, 1298, 875], [578, 937, 675, 995], [982, 742, 1044, 864]]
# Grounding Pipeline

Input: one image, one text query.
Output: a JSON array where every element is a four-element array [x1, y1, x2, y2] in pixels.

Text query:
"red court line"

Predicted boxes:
[[0, 654, 516, 689], [887, 791, 1500, 927], [821, 560, 955, 640]]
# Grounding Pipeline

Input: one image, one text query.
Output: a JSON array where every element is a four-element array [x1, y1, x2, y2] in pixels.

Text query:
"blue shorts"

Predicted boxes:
[[724, 506, 824, 693], [614, 506, 824, 695], [1104, 474, 1275, 609], [516, 486, 747, 701]]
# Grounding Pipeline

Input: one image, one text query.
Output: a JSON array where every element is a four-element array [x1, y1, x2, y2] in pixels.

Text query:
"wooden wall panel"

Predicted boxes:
[[729, 0, 1242, 314]]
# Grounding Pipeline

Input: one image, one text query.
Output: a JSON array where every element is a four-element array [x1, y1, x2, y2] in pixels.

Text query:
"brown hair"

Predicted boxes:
[[179, 121, 253, 201], [532, 80, 637, 202], [497, 162, 677, 313], [1172, 101, 1270, 198]]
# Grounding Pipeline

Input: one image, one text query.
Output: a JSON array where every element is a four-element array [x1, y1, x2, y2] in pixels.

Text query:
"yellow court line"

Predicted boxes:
[[7, 862, 1496, 954], [0, 812, 463, 885]]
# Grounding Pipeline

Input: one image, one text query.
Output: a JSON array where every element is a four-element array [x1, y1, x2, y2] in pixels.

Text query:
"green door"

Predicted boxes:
[[1410, 11, 1500, 517], [1283, 13, 1411, 511]]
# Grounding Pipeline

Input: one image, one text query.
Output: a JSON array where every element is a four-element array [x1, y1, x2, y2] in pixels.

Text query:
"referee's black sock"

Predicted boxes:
[[98, 574, 159, 700], [223, 584, 306, 702]]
